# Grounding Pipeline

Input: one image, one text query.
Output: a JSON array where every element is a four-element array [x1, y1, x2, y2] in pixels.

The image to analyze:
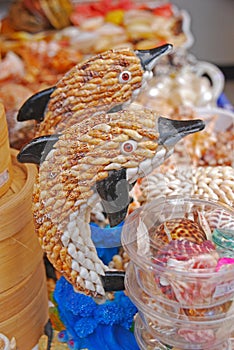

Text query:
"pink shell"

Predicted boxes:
[[153, 239, 220, 304], [205, 208, 234, 231], [178, 328, 216, 344], [153, 239, 217, 265]]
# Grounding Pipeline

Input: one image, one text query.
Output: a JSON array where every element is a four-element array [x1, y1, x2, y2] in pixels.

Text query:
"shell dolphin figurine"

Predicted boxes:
[[17, 44, 173, 136], [17, 108, 205, 297]]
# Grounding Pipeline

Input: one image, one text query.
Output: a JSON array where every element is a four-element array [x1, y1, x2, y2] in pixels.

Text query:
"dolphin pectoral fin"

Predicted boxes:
[[17, 86, 56, 122], [102, 271, 125, 291], [96, 168, 130, 227], [17, 134, 59, 164]]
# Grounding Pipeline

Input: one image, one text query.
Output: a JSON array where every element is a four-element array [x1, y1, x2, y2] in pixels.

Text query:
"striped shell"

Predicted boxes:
[[204, 208, 234, 231]]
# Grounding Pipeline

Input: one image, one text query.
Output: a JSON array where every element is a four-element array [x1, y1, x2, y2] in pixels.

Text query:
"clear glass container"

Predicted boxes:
[[122, 196, 234, 349], [134, 313, 233, 350], [126, 262, 234, 349], [122, 196, 234, 308]]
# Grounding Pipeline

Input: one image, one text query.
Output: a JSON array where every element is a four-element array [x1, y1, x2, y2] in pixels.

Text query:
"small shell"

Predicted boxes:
[[183, 300, 232, 318], [149, 218, 207, 246], [139, 166, 234, 208], [177, 328, 215, 345], [195, 210, 212, 241], [204, 208, 234, 231], [153, 239, 219, 304]]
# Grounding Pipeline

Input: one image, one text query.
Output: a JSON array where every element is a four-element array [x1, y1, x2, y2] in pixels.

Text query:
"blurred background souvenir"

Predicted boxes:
[[0, 0, 233, 150]]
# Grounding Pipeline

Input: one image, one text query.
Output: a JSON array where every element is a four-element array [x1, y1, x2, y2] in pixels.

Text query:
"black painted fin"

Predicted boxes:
[[107, 104, 123, 113], [17, 86, 56, 122], [102, 271, 125, 291], [17, 134, 59, 165], [96, 168, 130, 227]]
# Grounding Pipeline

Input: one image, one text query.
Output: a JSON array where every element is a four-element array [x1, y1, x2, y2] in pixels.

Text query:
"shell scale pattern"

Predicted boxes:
[[33, 109, 174, 297], [36, 48, 146, 136]]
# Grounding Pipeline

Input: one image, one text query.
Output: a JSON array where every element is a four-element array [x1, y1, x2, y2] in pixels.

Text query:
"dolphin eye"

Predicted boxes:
[[119, 70, 132, 83], [121, 140, 137, 155]]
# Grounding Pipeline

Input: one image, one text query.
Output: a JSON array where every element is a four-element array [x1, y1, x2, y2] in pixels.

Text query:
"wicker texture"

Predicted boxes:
[[0, 145, 48, 349], [0, 104, 13, 197]]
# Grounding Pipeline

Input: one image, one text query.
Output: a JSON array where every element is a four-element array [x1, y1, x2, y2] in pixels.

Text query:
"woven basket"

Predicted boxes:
[[0, 261, 48, 350], [0, 104, 13, 197], [0, 105, 48, 349]]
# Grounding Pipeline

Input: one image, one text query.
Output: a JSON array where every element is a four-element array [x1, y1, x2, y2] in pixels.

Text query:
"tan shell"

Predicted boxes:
[[149, 218, 207, 246]]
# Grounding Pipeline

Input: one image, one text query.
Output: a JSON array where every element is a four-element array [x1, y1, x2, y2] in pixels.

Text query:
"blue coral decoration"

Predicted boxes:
[[54, 277, 139, 349]]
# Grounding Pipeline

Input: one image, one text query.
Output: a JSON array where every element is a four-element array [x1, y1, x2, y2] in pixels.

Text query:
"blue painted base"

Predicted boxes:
[[90, 221, 124, 264], [58, 324, 139, 350], [53, 277, 139, 350]]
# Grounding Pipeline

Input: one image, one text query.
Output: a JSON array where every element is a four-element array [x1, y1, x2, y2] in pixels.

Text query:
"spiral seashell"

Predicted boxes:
[[0, 334, 16, 350]]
